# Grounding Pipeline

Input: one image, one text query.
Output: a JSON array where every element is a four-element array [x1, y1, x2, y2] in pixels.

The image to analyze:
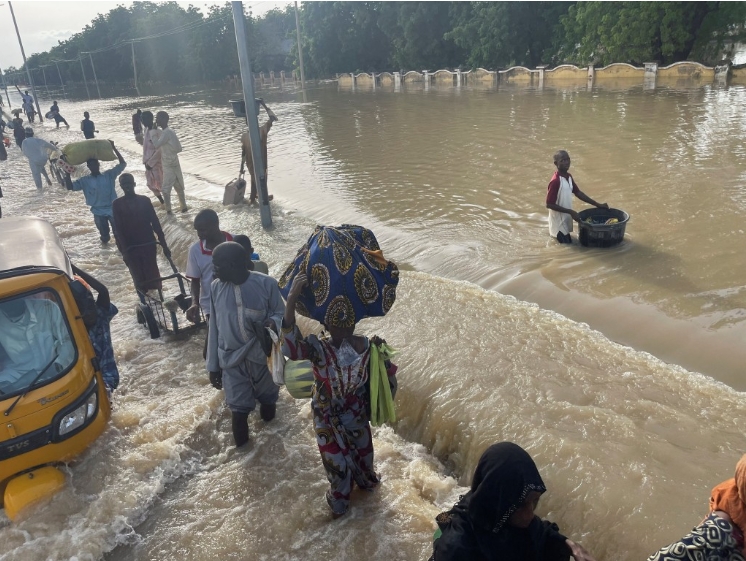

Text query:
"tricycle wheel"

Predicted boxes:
[[138, 303, 160, 339], [136, 306, 145, 324]]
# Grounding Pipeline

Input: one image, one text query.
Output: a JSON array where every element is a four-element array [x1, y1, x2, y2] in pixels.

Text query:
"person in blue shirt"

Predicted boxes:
[[66, 140, 126, 245]]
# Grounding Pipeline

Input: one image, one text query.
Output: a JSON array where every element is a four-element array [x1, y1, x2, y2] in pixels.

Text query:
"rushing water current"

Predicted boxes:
[[1, 79, 746, 560]]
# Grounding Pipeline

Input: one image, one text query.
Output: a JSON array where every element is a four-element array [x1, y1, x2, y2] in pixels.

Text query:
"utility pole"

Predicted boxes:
[[131, 41, 140, 96], [232, 1, 272, 228], [89, 52, 101, 98], [41, 66, 50, 97], [294, 1, 306, 92], [0, 61, 11, 107], [55, 61, 66, 99], [79, 55, 91, 100], [9, 1, 43, 122]]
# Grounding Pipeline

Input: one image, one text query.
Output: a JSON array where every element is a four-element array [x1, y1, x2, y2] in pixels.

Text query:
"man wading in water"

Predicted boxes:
[[66, 141, 126, 245], [206, 242, 284, 446], [240, 99, 277, 204]]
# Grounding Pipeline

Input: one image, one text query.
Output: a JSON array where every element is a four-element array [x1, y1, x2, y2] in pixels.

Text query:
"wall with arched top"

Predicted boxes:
[[379, 72, 394, 86], [498, 66, 532, 83], [545, 65, 587, 82], [595, 63, 645, 79], [658, 61, 714, 80], [433, 70, 455, 83]]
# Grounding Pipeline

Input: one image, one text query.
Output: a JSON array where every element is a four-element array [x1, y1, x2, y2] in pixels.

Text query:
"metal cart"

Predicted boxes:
[[131, 242, 206, 339]]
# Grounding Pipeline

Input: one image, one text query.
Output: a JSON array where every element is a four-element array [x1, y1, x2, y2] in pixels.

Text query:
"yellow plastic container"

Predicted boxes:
[[0, 217, 111, 521]]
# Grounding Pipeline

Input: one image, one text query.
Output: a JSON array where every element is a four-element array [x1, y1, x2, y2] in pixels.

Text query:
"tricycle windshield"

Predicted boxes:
[[0, 289, 77, 397]]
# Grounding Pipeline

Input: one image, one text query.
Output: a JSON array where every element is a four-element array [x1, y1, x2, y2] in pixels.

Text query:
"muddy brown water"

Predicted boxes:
[[0, 80, 745, 560]]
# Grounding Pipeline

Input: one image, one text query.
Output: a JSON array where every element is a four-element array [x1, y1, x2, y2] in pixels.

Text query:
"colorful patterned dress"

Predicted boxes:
[[647, 513, 745, 561], [282, 326, 379, 515]]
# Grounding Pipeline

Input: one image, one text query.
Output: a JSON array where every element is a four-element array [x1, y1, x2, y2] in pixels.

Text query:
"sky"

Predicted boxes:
[[0, 1, 292, 70]]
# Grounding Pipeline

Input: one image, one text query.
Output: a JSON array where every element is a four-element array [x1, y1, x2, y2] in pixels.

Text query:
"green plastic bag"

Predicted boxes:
[[369, 342, 397, 426]]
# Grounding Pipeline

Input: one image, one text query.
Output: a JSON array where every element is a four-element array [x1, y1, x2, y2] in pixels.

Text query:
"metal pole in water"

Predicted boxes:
[[41, 66, 50, 97], [294, 1, 306, 92], [55, 61, 66, 99], [79, 55, 91, 100], [89, 52, 101, 98], [0, 62, 12, 107], [131, 41, 140, 96], [232, 1, 272, 228], [9, 1, 44, 122]]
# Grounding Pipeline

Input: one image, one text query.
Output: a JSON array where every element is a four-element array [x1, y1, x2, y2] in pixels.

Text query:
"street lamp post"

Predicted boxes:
[[232, 1, 272, 228], [8, 1, 44, 122]]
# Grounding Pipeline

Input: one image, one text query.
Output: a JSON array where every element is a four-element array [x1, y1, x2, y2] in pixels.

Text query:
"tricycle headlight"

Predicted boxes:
[[58, 386, 98, 436], [58, 403, 87, 436]]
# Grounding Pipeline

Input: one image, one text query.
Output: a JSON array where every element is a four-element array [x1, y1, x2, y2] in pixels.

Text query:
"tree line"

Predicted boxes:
[[3, 2, 746, 86]]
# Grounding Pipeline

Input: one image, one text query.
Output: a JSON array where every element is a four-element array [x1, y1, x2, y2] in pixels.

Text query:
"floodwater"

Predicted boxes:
[[1, 78, 745, 561]]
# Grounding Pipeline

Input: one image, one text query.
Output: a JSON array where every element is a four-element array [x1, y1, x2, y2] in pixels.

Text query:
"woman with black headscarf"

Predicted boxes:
[[431, 442, 596, 561]]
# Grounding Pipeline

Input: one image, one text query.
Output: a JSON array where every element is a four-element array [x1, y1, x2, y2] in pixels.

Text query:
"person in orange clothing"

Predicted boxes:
[[647, 454, 746, 560]]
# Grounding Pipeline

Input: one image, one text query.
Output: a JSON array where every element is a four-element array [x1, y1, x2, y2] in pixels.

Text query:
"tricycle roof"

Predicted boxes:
[[0, 216, 73, 278]]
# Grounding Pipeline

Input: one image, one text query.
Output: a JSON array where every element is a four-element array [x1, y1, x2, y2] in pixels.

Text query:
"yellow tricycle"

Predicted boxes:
[[0, 217, 111, 520]]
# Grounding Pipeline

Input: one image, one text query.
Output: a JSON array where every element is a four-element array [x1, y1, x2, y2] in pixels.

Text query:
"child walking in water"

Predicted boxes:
[[545, 150, 608, 244]]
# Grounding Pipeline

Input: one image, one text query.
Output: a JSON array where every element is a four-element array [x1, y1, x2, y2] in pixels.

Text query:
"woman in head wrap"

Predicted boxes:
[[647, 454, 746, 560], [282, 273, 396, 519], [431, 442, 596, 561]]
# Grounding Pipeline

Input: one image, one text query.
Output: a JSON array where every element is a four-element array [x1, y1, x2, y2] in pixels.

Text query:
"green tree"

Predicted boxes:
[[377, 2, 464, 70], [559, 2, 743, 66], [446, 2, 572, 68]]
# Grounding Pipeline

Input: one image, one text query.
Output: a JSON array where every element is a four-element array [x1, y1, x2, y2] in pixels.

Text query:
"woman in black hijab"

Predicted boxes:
[[431, 442, 596, 561]]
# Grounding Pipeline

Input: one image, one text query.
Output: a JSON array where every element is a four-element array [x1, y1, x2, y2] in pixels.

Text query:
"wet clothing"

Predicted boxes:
[[13, 118, 25, 147], [50, 104, 67, 126], [431, 442, 571, 561], [282, 327, 379, 515], [151, 127, 185, 212], [143, 128, 163, 197], [647, 513, 745, 561], [546, 171, 580, 237], [70, 161, 125, 243], [206, 274, 284, 414], [241, 123, 271, 200], [112, 194, 167, 291], [88, 302, 119, 390], [21, 137, 57, 189], [132, 113, 142, 135], [70, 162, 125, 216], [185, 232, 233, 317], [81, 118, 95, 139]]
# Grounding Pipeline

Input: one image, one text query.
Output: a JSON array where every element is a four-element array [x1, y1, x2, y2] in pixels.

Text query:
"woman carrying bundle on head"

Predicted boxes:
[[280, 225, 399, 519]]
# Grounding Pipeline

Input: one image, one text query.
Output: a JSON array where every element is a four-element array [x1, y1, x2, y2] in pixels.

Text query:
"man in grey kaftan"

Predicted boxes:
[[206, 242, 285, 446]]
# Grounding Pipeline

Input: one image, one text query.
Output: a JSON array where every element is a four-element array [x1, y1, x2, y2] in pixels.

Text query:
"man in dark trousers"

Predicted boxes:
[[112, 173, 171, 293]]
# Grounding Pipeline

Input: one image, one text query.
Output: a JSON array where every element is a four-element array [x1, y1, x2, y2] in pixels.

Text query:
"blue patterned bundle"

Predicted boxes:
[[278, 225, 399, 328]]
